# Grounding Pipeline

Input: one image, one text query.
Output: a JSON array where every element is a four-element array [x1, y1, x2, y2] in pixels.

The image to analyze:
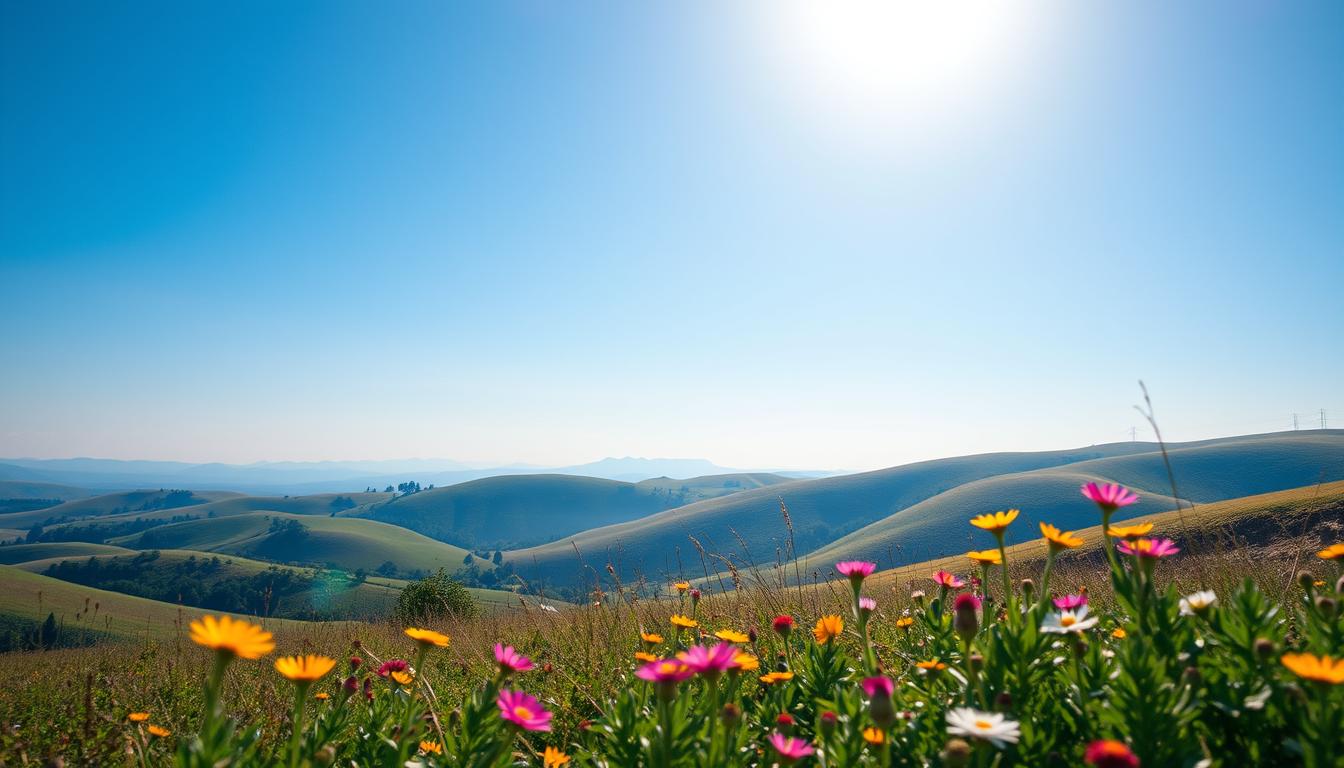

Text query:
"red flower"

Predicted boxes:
[[772, 615, 795, 635], [1085, 740, 1139, 768]]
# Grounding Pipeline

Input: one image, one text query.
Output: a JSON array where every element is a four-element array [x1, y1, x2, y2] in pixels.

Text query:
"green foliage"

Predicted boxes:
[[396, 568, 476, 623]]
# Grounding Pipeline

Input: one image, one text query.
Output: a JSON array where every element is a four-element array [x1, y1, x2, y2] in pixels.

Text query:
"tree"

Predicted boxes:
[[492, 550, 504, 565], [40, 612, 58, 649], [396, 569, 476, 623], [384, 485, 394, 493], [463, 553, 473, 566], [376, 561, 398, 577]]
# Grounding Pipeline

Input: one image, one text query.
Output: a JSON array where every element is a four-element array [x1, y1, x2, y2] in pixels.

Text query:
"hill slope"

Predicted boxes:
[[0, 488, 245, 532], [350, 473, 790, 549]]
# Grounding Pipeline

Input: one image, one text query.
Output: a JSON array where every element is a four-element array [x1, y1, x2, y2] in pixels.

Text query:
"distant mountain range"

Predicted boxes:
[[0, 456, 839, 494]]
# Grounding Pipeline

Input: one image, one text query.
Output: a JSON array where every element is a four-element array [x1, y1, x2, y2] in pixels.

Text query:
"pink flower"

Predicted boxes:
[[861, 676, 894, 698], [932, 570, 966, 589], [376, 659, 408, 677], [1054, 594, 1088, 610], [1081, 482, 1139, 512], [494, 643, 534, 674], [1117, 537, 1180, 559], [772, 615, 795, 635], [634, 659, 694, 684], [859, 597, 877, 614], [677, 642, 738, 676], [952, 592, 982, 611], [836, 560, 877, 580], [496, 689, 552, 731], [768, 732, 816, 763]]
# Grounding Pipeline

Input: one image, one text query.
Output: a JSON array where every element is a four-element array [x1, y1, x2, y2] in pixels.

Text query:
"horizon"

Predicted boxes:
[[3, 2, 1342, 470]]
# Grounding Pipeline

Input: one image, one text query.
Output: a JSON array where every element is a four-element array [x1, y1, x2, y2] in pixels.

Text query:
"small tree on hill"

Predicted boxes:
[[396, 568, 476, 623]]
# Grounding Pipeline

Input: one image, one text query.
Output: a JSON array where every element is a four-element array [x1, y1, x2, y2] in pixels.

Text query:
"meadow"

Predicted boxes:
[[0, 480, 1341, 766]]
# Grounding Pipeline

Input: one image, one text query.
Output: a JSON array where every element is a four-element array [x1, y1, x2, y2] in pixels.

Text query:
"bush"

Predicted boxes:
[[396, 568, 476, 622]]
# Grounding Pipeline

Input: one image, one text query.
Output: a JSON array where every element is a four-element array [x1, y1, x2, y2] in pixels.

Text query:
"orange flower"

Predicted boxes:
[[1317, 543, 1344, 560], [916, 659, 948, 671], [274, 654, 337, 683], [1282, 652, 1344, 684], [1111, 627, 1127, 640], [1107, 522, 1154, 539], [1040, 522, 1083, 550], [813, 615, 843, 644], [543, 746, 571, 767], [759, 671, 795, 685], [391, 670, 414, 686], [419, 740, 443, 755], [970, 509, 1019, 534], [862, 727, 885, 745], [673, 581, 691, 592], [314, 692, 330, 701], [127, 712, 150, 722], [670, 614, 698, 629], [147, 725, 170, 738], [188, 615, 274, 660], [404, 627, 450, 648], [715, 629, 750, 643], [640, 631, 664, 645], [634, 651, 658, 663], [732, 652, 760, 672], [895, 616, 915, 630], [966, 549, 1002, 566]]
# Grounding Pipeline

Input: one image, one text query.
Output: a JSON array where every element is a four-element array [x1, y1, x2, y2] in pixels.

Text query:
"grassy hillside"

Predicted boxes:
[[0, 488, 245, 531], [101, 512, 491, 578], [0, 479, 94, 502], [507, 431, 1343, 589], [0, 542, 135, 565], [351, 473, 789, 549], [806, 432, 1344, 569]]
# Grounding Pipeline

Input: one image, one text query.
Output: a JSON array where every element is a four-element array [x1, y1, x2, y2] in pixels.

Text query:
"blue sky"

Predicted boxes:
[[2, 1, 1341, 470]]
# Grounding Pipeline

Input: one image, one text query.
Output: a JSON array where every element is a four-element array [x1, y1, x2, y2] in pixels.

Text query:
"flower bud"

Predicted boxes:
[[579, 719, 592, 731], [1298, 570, 1316, 591], [1336, 574, 1344, 594], [748, 628, 758, 644], [995, 691, 1012, 709], [953, 593, 981, 641], [819, 711, 837, 737], [348, 656, 362, 669], [1020, 579, 1035, 601], [910, 590, 926, 605], [720, 703, 741, 727], [776, 713, 794, 734], [1254, 638, 1275, 660], [772, 616, 794, 637], [342, 675, 358, 694], [1183, 666, 1201, 685], [969, 654, 984, 673], [1316, 596, 1337, 619], [941, 738, 973, 768]]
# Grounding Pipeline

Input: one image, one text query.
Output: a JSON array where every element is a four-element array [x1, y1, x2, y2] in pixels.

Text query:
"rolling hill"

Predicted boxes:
[[505, 431, 1344, 588], [0, 488, 245, 532], [0, 542, 136, 564], [349, 473, 792, 549]]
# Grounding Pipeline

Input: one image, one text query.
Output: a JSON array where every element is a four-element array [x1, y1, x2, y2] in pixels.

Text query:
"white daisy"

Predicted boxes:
[[1040, 604, 1099, 634], [946, 707, 1021, 748], [1179, 590, 1217, 616]]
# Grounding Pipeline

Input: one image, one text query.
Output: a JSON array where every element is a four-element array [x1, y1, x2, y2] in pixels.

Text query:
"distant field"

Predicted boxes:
[[0, 488, 244, 531], [0, 542, 135, 564]]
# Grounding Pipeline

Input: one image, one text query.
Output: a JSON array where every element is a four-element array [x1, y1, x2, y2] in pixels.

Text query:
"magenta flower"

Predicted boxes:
[[859, 597, 877, 614], [497, 689, 552, 731], [836, 560, 877, 580], [932, 570, 966, 589], [768, 732, 816, 763], [634, 659, 695, 684], [1081, 482, 1139, 512], [953, 592, 982, 611], [677, 642, 738, 677], [494, 643, 534, 674], [861, 676, 895, 698], [1117, 537, 1180, 559], [1053, 594, 1088, 610], [376, 659, 408, 677]]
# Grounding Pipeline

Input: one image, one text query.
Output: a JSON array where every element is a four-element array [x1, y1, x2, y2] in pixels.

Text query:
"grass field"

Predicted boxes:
[[0, 488, 245, 531]]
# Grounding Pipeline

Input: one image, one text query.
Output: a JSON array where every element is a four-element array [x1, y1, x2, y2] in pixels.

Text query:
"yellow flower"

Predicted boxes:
[[188, 615, 274, 660], [544, 746, 572, 767], [759, 671, 795, 684], [1317, 543, 1344, 560], [1040, 522, 1084, 549], [895, 616, 915, 629], [274, 654, 337, 683], [970, 509, 1019, 534], [966, 549, 1002, 566], [404, 627, 451, 648], [419, 740, 443, 755], [1281, 652, 1344, 684], [732, 652, 760, 672], [715, 629, 750, 643], [670, 614, 698, 629], [1315, 580, 1327, 588], [391, 670, 415, 686], [813, 615, 843, 644], [127, 712, 150, 722], [634, 651, 658, 663], [862, 727, 885, 745], [673, 581, 691, 592], [916, 659, 947, 671], [640, 631, 664, 645], [1107, 522, 1154, 539], [314, 692, 330, 701], [1111, 627, 1127, 639], [147, 725, 170, 738]]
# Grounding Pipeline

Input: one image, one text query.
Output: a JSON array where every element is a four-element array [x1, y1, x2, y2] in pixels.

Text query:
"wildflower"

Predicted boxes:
[[1281, 652, 1344, 684], [640, 631, 664, 645], [634, 651, 657, 663], [859, 597, 877, 616], [819, 711, 838, 736], [543, 746, 571, 767], [690, 588, 701, 602], [275, 654, 337, 683], [1107, 522, 1154, 539], [760, 671, 794, 684], [813, 614, 844, 644], [776, 713, 795, 727], [861, 675, 895, 698], [495, 643, 534, 674], [419, 740, 443, 755], [390, 671, 414, 686], [1081, 482, 1139, 512], [147, 725, 170, 738], [127, 712, 150, 722], [1040, 522, 1083, 550], [895, 616, 915, 630], [916, 659, 948, 671], [945, 707, 1021, 748], [635, 659, 695, 684], [670, 614, 698, 629], [714, 629, 750, 643], [1179, 590, 1217, 616], [1041, 605, 1099, 634], [910, 589, 926, 602], [952, 593, 981, 641], [673, 581, 691, 592], [314, 692, 330, 701], [863, 727, 885, 745], [497, 689, 553, 731], [1084, 740, 1139, 768], [932, 571, 966, 589], [404, 627, 450, 648], [1053, 594, 1087, 610], [967, 549, 1002, 566], [969, 509, 1018, 534], [376, 659, 408, 677], [768, 732, 815, 764], [189, 615, 274, 660], [836, 560, 877, 584], [1116, 538, 1180, 560], [677, 642, 738, 678], [1111, 627, 1127, 639], [1317, 543, 1344, 560], [772, 615, 794, 636], [731, 652, 759, 672]]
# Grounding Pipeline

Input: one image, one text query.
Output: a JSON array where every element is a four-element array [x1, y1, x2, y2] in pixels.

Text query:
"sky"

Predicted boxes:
[[2, 1, 1341, 471]]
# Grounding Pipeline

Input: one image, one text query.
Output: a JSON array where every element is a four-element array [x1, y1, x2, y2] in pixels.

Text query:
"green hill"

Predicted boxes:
[[0, 542, 135, 564], [806, 432, 1344, 569], [506, 431, 1344, 589], [350, 473, 791, 549], [0, 488, 245, 532]]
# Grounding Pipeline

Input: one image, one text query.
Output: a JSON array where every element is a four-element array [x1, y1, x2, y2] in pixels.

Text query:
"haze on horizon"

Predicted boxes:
[[2, 2, 1341, 472]]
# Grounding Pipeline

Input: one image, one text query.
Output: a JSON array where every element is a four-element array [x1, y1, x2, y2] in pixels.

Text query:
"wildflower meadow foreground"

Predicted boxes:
[[18, 483, 1344, 766]]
